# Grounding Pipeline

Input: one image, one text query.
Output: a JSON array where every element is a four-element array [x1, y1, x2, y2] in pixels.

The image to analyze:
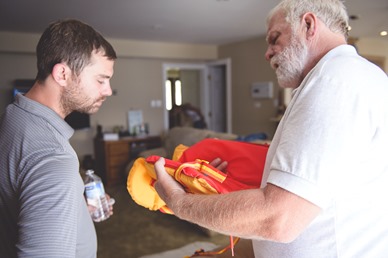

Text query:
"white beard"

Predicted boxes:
[[271, 35, 308, 88]]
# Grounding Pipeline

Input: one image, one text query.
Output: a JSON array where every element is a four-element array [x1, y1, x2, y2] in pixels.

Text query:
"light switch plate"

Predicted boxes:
[[251, 82, 273, 99]]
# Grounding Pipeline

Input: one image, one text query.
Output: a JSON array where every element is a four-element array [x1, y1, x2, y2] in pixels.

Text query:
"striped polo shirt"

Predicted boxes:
[[0, 94, 96, 257]]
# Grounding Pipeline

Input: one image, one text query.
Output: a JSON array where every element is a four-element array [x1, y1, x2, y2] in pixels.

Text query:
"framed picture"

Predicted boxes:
[[127, 110, 143, 135]]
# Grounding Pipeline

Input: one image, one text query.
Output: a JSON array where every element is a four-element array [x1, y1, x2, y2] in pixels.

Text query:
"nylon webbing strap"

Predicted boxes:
[[174, 159, 227, 184]]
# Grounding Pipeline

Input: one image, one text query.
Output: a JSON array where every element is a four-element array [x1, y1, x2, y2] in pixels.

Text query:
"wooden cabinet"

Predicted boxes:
[[94, 136, 161, 186]]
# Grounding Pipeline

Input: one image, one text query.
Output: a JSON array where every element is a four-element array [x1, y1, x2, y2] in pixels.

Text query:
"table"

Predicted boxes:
[[94, 135, 161, 186]]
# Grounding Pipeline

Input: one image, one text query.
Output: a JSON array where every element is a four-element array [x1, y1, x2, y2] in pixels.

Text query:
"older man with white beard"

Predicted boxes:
[[153, 0, 388, 257]]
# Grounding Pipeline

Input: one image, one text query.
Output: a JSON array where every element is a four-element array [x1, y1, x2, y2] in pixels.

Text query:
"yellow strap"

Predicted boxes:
[[174, 160, 227, 184]]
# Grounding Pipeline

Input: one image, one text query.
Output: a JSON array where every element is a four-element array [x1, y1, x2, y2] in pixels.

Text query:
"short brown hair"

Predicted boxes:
[[35, 19, 117, 82]]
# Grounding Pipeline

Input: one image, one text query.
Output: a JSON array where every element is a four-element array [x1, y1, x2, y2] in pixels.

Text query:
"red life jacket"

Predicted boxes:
[[127, 138, 269, 214]]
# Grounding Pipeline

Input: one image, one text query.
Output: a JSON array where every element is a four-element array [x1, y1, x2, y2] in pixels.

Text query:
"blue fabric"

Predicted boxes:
[[236, 133, 268, 142]]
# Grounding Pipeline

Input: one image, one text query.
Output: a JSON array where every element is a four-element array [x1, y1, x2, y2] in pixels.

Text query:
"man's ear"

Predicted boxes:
[[302, 12, 318, 40], [52, 63, 71, 86]]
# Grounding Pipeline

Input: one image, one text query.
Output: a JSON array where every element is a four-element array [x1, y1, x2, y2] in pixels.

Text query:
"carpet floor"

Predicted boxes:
[[95, 183, 230, 258]]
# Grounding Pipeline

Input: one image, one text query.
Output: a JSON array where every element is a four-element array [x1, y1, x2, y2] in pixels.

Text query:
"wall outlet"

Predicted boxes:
[[150, 99, 162, 108]]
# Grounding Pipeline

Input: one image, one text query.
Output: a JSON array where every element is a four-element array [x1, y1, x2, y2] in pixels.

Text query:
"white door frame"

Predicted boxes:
[[205, 58, 232, 133], [162, 58, 232, 133]]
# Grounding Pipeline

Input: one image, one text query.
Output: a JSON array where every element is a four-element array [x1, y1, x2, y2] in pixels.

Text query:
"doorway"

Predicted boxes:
[[166, 70, 203, 129], [162, 59, 232, 133]]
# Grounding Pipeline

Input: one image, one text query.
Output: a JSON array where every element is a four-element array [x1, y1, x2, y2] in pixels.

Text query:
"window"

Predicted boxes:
[[165, 78, 182, 110]]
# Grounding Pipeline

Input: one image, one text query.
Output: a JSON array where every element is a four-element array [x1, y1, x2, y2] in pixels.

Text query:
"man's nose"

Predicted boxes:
[[102, 82, 112, 97], [265, 47, 274, 62]]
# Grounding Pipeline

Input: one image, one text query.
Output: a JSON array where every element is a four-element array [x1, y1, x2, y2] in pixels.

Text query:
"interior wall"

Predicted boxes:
[[218, 36, 279, 139], [0, 52, 37, 112], [95, 58, 165, 134], [356, 37, 388, 72]]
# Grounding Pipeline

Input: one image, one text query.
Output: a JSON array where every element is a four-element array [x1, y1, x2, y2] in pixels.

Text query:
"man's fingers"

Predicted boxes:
[[209, 158, 222, 167], [108, 198, 115, 206], [88, 205, 97, 214], [210, 158, 228, 172], [154, 157, 186, 201], [154, 157, 166, 179]]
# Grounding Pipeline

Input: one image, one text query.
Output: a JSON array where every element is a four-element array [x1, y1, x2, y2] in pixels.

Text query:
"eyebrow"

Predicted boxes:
[[98, 74, 112, 79]]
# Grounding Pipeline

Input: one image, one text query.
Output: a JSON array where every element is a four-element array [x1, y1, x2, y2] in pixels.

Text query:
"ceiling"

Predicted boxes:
[[0, 0, 387, 45]]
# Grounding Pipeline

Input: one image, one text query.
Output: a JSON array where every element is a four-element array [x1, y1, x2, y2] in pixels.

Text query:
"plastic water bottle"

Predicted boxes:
[[84, 169, 111, 222]]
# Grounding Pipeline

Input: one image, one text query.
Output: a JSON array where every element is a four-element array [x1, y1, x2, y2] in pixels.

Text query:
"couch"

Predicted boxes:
[[137, 126, 239, 160], [125, 126, 239, 180]]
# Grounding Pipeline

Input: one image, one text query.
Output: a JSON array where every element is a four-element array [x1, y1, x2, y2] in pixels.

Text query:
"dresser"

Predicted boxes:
[[94, 135, 161, 187]]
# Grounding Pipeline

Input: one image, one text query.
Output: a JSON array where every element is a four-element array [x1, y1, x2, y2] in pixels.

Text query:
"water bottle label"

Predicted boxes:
[[85, 181, 105, 199]]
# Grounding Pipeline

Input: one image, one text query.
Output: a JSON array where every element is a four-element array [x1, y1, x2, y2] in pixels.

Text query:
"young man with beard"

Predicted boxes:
[[153, 0, 388, 257], [0, 19, 116, 257]]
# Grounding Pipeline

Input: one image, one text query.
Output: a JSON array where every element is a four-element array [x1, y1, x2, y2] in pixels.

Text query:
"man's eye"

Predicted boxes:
[[269, 33, 280, 45], [271, 35, 279, 45]]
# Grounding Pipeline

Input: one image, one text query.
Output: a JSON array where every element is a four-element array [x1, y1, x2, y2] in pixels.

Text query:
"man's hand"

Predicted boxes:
[[154, 157, 185, 205], [87, 194, 115, 220], [106, 194, 115, 216]]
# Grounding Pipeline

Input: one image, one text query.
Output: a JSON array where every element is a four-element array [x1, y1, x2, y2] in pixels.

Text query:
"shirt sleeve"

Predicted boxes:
[[17, 151, 82, 257]]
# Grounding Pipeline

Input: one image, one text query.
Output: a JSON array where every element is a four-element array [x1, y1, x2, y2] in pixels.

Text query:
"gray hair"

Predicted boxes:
[[268, 0, 349, 38]]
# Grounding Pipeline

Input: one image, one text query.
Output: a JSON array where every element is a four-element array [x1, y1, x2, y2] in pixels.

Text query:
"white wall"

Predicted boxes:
[[0, 52, 37, 112], [356, 37, 388, 72]]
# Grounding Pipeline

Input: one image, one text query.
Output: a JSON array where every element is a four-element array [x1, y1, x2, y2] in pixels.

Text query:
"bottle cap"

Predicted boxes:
[[85, 169, 94, 175]]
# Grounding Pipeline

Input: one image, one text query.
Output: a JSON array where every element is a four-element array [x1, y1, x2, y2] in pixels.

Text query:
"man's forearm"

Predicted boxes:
[[169, 188, 270, 239]]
